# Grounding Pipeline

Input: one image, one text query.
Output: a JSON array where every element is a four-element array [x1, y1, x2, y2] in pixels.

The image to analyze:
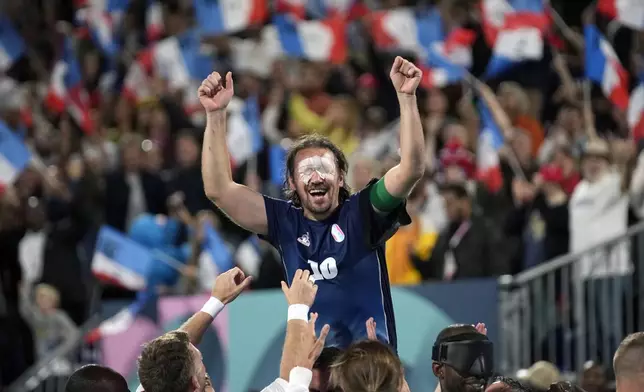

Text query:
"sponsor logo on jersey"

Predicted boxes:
[[331, 224, 345, 243], [297, 232, 310, 247]]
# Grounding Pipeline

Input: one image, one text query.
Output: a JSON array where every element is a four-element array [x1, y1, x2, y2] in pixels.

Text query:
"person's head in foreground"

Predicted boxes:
[[138, 331, 212, 392], [432, 324, 493, 392], [485, 376, 533, 392], [285, 134, 351, 220], [613, 332, 644, 392], [311, 346, 343, 392], [65, 364, 129, 392], [329, 340, 404, 392]]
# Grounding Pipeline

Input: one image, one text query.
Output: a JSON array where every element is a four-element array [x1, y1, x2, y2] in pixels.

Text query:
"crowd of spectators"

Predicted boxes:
[[1, 0, 644, 388]]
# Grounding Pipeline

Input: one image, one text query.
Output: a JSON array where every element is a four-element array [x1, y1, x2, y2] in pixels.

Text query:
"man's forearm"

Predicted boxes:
[[178, 311, 214, 345], [397, 95, 425, 179], [279, 321, 309, 380], [202, 111, 233, 200]]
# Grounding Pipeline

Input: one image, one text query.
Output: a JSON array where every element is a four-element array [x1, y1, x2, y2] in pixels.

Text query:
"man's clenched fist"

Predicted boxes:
[[198, 71, 234, 112], [389, 56, 422, 96]]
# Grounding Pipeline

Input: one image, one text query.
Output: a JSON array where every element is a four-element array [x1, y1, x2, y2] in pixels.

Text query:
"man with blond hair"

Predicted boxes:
[[614, 332, 644, 392]]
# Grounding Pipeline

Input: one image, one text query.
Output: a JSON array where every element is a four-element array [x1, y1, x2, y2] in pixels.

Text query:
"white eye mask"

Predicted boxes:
[[296, 153, 337, 184]]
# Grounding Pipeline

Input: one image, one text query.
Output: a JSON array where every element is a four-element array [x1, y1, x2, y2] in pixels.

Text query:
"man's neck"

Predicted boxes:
[[616, 378, 644, 392]]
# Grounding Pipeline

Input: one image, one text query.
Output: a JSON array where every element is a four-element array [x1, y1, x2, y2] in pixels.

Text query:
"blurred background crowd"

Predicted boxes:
[[1, 0, 644, 390]]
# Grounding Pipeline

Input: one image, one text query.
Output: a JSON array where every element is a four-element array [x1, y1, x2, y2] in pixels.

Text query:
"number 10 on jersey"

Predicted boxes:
[[308, 257, 338, 281]]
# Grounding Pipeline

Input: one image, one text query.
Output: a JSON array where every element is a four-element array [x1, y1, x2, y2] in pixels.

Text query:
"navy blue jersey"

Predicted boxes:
[[260, 179, 411, 349]]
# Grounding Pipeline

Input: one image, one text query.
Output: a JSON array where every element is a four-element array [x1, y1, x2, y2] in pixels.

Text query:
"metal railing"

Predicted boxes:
[[499, 220, 644, 376], [6, 315, 101, 392]]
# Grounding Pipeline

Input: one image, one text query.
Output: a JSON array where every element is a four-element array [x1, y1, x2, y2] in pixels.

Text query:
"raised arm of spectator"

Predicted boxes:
[[199, 72, 269, 235], [262, 270, 330, 392], [178, 267, 252, 345], [380, 57, 425, 200]]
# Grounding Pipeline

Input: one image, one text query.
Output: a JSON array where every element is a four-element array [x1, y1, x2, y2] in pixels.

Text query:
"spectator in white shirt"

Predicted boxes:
[[569, 139, 633, 278]]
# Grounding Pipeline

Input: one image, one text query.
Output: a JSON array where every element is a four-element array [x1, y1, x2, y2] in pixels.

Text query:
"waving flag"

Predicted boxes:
[[628, 77, 644, 140], [476, 99, 505, 193], [46, 38, 95, 134], [263, 15, 346, 64], [275, 0, 368, 20], [0, 17, 25, 72], [75, 0, 129, 58], [194, 0, 268, 35], [85, 294, 153, 343], [153, 29, 214, 91], [597, 0, 644, 31], [146, 0, 164, 42], [370, 8, 474, 68], [123, 49, 154, 103], [480, 0, 549, 45], [420, 52, 466, 89], [227, 96, 264, 167], [482, 0, 549, 77], [92, 226, 156, 290], [0, 120, 31, 186], [203, 223, 234, 275], [269, 144, 287, 187], [584, 25, 629, 111]]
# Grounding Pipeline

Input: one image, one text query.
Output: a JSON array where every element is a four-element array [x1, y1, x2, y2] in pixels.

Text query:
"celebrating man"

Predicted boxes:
[[199, 56, 425, 348]]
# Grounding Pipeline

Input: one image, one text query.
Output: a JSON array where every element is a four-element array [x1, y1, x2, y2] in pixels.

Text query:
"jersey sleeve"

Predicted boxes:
[[357, 178, 412, 248], [260, 195, 295, 247]]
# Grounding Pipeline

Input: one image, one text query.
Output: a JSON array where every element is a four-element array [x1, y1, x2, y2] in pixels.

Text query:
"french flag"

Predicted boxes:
[[263, 15, 347, 64], [146, 0, 164, 42], [597, 0, 644, 31], [75, 0, 129, 57], [370, 8, 474, 68], [483, 0, 550, 77], [0, 17, 25, 73], [275, 0, 368, 20], [46, 38, 95, 134], [203, 223, 234, 276], [628, 77, 644, 140], [584, 24, 629, 111], [269, 144, 287, 188], [227, 96, 264, 167], [369, 8, 426, 53], [480, 0, 550, 46], [193, 0, 268, 35], [0, 120, 31, 186], [420, 51, 466, 89], [122, 49, 154, 103], [91, 226, 156, 291], [476, 99, 505, 193], [152, 29, 215, 92]]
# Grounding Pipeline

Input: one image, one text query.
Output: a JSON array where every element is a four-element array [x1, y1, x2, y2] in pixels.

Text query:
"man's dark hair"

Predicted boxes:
[[65, 364, 129, 392], [138, 331, 194, 392], [284, 134, 351, 207], [439, 183, 469, 201], [314, 346, 343, 371], [614, 332, 644, 380]]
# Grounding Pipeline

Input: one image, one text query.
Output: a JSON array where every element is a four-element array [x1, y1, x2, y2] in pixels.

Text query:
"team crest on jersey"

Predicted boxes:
[[297, 232, 310, 247], [331, 224, 345, 243]]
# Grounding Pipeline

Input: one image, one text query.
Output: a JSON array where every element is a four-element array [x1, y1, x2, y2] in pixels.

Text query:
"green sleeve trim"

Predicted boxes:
[[369, 178, 404, 212]]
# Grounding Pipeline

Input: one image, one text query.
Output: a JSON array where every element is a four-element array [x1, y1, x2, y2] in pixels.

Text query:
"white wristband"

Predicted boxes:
[[289, 367, 313, 388], [287, 304, 310, 322], [201, 297, 225, 318]]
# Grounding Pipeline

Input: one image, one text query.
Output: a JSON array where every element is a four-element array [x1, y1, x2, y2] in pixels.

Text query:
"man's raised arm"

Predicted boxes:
[[378, 57, 425, 203], [179, 267, 252, 345], [199, 71, 269, 235]]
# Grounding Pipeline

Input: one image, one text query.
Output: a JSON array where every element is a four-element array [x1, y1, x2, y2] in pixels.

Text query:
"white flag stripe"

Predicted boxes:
[[92, 252, 147, 290], [0, 153, 19, 184]]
